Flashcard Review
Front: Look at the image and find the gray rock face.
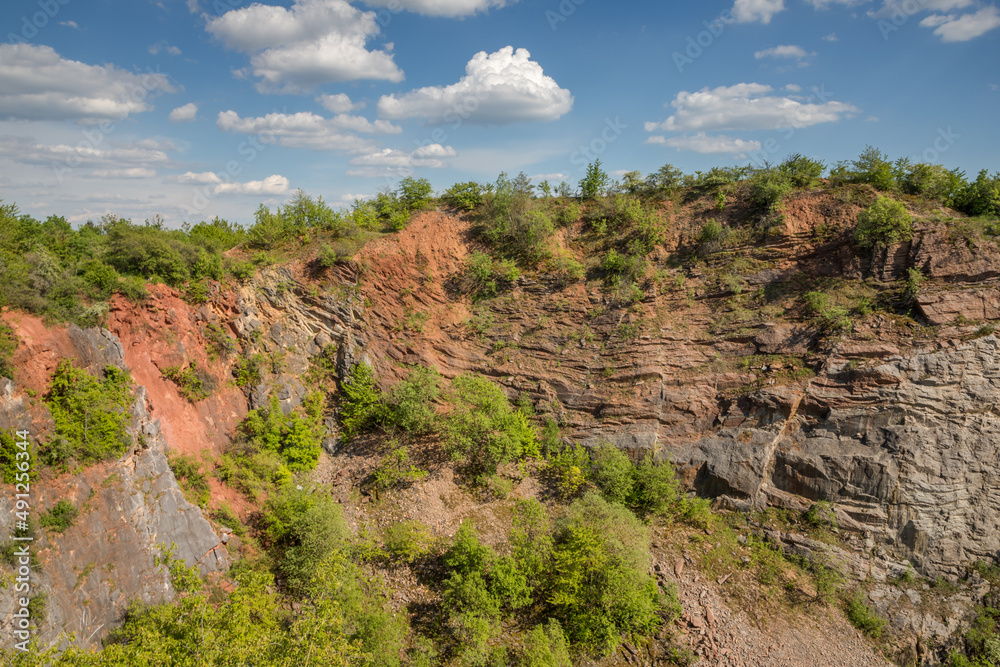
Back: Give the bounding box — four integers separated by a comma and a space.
676, 335, 1000, 579
0, 327, 226, 649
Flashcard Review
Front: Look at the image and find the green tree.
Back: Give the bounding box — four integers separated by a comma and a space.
579, 160, 609, 200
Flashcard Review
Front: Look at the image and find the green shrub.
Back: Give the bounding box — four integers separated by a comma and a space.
381, 365, 440, 435
955, 169, 1000, 217
339, 362, 382, 441
845, 591, 887, 638
263, 487, 348, 595
209, 503, 246, 537
44, 360, 133, 466
549, 493, 667, 654
699, 219, 723, 244
855, 196, 913, 250
442, 181, 484, 211
372, 445, 428, 492
383, 520, 433, 563
168, 454, 211, 507
465, 251, 520, 298
39, 499, 79, 533
803, 291, 853, 333
833, 146, 900, 191
779, 153, 825, 187
520, 619, 572, 667
232, 354, 265, 388
351, 199, 380, 231
747, 168, 792, 216
589, 444, 634, 505
553, 202, 581, 226
161, 362, 211, 402
236, 392, 324, 473
477, 172, 553, 264
547, 442, 591, 499
629, 455, 685, 518
397, 177, 434, 211
203, 323, 236, 359
0, 322, 17, 381
443, 374, 539, 478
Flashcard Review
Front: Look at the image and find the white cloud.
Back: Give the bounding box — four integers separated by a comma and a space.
169, 103, 199, 123
754, 45, 813, 59
645, 83, 859, 133
822, 32, 838, 41
785, 83, 802, 92
187, 0, 200, 12
149, 42, 182, 56
87, 167, 157, 179
805, 0, 866, 8
529, 172, 568, 182
377, 46, 572, 125
732, 0, 785, 23
216, 110, 397, 152
646, 133, 762, 155
869, 0, 972, 19
212, 174, 290, 195
924, 6, 1000, 41
165, 171, 222, 185
59, 20, 79, 28
205, 0, 403, 93
351, 144, 456, 166
0, 135, 172, 170
919, 13, 955, 26
0, 44, 175, 122
361, 0, 517, 17
347, 143, 456, 177
317, 93, 364, 113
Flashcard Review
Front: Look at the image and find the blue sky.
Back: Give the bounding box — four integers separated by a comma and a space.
1, 0, 997, 227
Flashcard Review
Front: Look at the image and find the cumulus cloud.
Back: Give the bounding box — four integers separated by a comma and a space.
205, 0, 403, 93
59, 20, 79, 28
644, 83, 859, 133
347, 143, 456, 177
0, 44, 175, 122
732, 0, 785, 23
361, 0, 517, 17
212, 174, 290, 195
754, 45, 813, 59
317, 93, 364, 113
822, 32, 839, 41
169, 103, 198, 122
377, 46, 573, 125
923, 5, 1000, 41
646, 132, 762, 155
216, 110, 398, 152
